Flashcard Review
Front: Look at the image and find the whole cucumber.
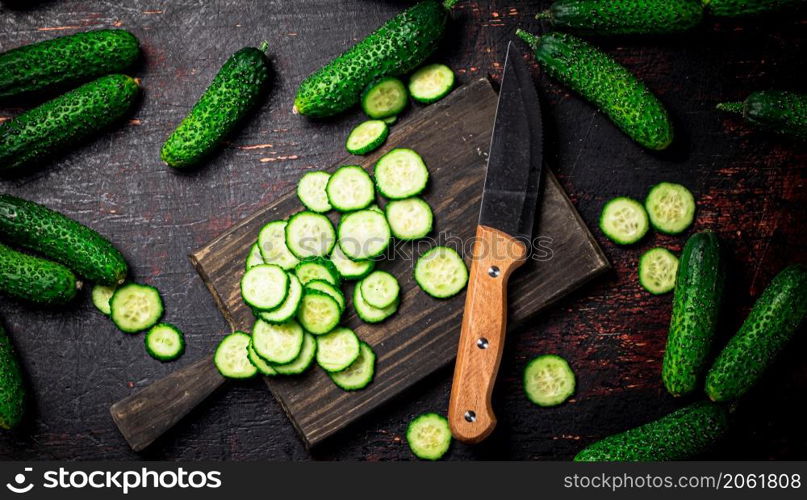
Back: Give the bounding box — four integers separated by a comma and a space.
294, 0, 456, 117
0, 29, 140, 99
574, 402, 728, 461
0, 195, 128, 285
0, 242, 80, 305
0, 319, 25, 430
160, 45, 271, 168
0, 74, 140, 173
703, 0, 802, 17
705, 264, 807, 402
517, 30, 673, 150
662, 232, 724, 396
717, 90, 807, 141
538, 0, 704, 35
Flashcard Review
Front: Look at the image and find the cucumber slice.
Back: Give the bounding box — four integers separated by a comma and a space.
247, 342, 277, 376
408, 63, 454, 104
240, 264, 289, 311
384, 197, 433, 240
383, 115, 397, 125
645, 182, 696, 235
214, 332, 257, 379
251, 318, 304, 364
374, 148, 429, 199
360, 270, 400, 309
599, 197, 649, 245
337, 209, 391, 260
330, 243, 375, 280
257, 273, 302, 324
361, 77, 408, 119
367, 204, 383, 214
285, 211, 336, 259
145, 323, 185, 362
295, 257, 340, 286
523, 354, 576, 407
297, 171, 332, 213
245, 242, 265, 270
329, 342, 376, 390
639, 247, 679, 295
353, 282, 399, 323
272, 332, 317, 375
91, 284, 116, 315
305, 279, 346, 312
257, 220, 300, 270
326, 165, 375, 212
406, 413, 451, 461
346, 120, 389, 155
110, 283, 164, 333
414, 246, 468, 299
297, 290, 342, 335
315, 327, 360, 372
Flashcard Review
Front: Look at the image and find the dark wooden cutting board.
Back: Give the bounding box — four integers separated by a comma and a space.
189, 78, 609, 447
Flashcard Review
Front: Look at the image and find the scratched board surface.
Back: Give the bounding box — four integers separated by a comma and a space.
1, 1, 806, 460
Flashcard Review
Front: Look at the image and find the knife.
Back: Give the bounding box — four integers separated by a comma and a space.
448, 41, 544, 443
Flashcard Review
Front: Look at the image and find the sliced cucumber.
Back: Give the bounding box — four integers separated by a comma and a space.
247, 342, 277, 376
383, 115, 397, 125
639, 247, 679, 295
367, 204, 383, 214
645, 182, 696, 235
145, 323, 185, 362
385, 197, 433, 240
337, 209, 391, 260
251, 318, 304, 364
353, 282, 399, 324
414, 246, 468, 299
214, 332, 257, 379
285, 211, 336, 259
523, 354, 576, 407
316, 327, 360, 372
374, 148, 429, 199
297, 290, 342, 335
326, 165, 375, 212
360, 270, 400, 309
599, 197, 649, 245
295, 257, 340, 286
409, 63, 454, 104
305, 279, 346, 312
406, 413, 451, 461
110, 283, 164, 333
330, 243, 375, 280
297, 171, 332, 213
329, 342, 376, 391
91, 284, 116, 315
240, 264, 289, 311
257, 273, 303, 324
361, 77, 408, 119
272, 332, 317, 375
257, 220, 300, 270
346, 120, 389, 155
245, 242, 265, 270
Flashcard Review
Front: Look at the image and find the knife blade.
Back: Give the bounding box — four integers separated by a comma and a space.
448, 41, 545, 443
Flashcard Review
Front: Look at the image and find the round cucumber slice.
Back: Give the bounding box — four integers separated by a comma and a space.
240, 264, 289, 311
374, 148, 429, 199
645, 182, 696, 235
285, 211, 336, 259
326, 165, 375, 212
599, 197, 649, 245
523, 354, 576, 407
639, 247, 679, 295
337, 209, 391, 260
91, 283, 116, 315
330, 243, 375, 280
245, 242, 265, 270
315, 327, 360, 372
346, 120, 389, 155
406, 413, 451, 461
145, 323, 185, 362
385, 197, 433, 240
110, 283, 164, 333
258, 220, 300, 270
360, 270, 400, 309
258, 273, 303, 324
329, 342, 376, 391
251, 319, 304, 364
297, 290, 342, 335
214, 332, 257, 379
408, 63, 455, 104
305, 279, 346, 312
414, 246, 468, 299
353, 283, 399, 324
247, 342, 277, 376
272, 332, 317, 375
297, 171, 332, 213
295, 257, 340, 286
361, 77, 408, 119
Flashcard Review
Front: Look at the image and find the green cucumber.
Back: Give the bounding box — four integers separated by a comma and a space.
161, 45, 271, 168
271, 332, 317, 375
599, 197, 649, 245
293, 0, 456, 117
110, 283, 164, 333
523, 354, 576, 407
346, 120, 389, 155
285, 211, 336, 259
295, 257, 340, 286
305, 280, 346, 312
517, 30, 673, 151
257, 220, 300, 271
144, 323, 185, 362
537, 0, 704, 35
330, 243, 375, 281
329, 342, 376, 391
326, 165, 375, 212
247, 343, 277, 376
663, 232, 724, 397
638, 247, 678, 295
297, 290, 342, 335
0, 29, 140, 99
0, 195, 128, 285
374, 148, 429, 199
297, 171, 333, 213
353, 283, 399, 323
360, 270, 400, 309
245, 242, 265, 270
574, 401, 728, 462
337, 209, 391, 260
315, 327, 361, 372
0, 320, 25, 430
0, 74, 140, 173
361, 77, 408, 119
414, 246, 469, 299
703, 0, 801, 17
91, 284, 117, 315
251, 319, 304, 365
717, 91, 807, 141
0, 242, 80, 305
258, 274, 303, 324
408, 63, 454, 103
705, 264, 807, 402
240, 264, 289, 311
385, 197, 433, 240
407, 413, 452, 460
215, 332, 257, 379
644, 182, 696, 234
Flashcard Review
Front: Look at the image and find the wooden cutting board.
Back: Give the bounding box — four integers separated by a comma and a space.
190, 78, 609, 448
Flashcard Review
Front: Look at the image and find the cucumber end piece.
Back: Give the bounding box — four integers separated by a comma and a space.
515, 29, 539, 48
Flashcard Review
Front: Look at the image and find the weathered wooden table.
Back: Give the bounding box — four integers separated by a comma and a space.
1, 0, 805, 460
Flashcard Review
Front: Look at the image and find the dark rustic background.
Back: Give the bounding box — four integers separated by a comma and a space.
1, 0, 805, 461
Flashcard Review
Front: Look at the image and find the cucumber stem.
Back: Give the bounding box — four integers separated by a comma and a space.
535, 10, 551, 20
442, 0, 459, 10
515, 28, 540, 49
715, 101, 744, 115
259, 41, 270, 53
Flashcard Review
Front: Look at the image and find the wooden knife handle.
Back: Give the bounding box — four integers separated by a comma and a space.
448, 225, 527, 443
110, 354, 226, 451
